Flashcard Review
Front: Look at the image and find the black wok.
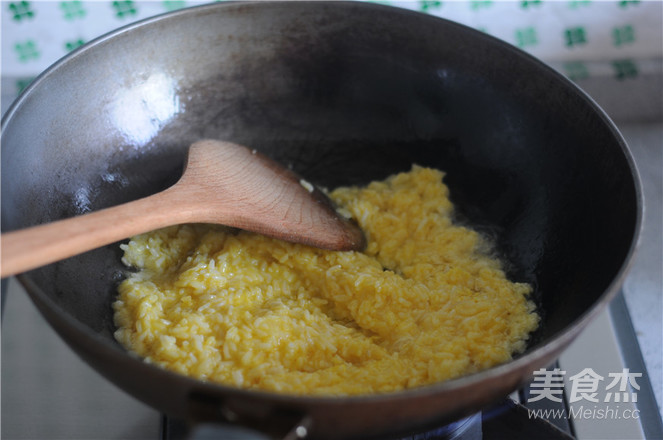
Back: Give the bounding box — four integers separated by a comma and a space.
1, 2, 641, 439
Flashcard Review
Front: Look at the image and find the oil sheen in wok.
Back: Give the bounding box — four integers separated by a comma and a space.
112, 166, 539, 395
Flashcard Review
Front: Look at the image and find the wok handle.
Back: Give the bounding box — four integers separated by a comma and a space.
188, 423, 273, 440
0, 188, 193, 278
186, 420, 311, 440
185, 391, 312, 440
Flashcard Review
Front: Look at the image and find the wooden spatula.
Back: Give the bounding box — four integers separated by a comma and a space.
1, 140, 365, 277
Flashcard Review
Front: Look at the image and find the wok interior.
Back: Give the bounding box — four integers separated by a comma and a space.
1, 1, 638, 435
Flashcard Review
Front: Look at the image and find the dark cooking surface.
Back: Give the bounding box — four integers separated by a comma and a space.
3, 122, 654, 438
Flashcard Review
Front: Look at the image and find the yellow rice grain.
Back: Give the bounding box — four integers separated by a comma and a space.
113, 165, 539, 395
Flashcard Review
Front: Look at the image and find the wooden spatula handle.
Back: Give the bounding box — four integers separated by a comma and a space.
0, 190, 187, 278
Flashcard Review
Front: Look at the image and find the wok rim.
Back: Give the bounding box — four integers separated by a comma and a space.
3, 0, 644, 413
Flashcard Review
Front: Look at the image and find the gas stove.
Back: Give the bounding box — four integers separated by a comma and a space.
2, 122, 661, 439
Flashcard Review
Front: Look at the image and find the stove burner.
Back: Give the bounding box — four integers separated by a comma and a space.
400, 413, 482, 440
162, 399, 573, 440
